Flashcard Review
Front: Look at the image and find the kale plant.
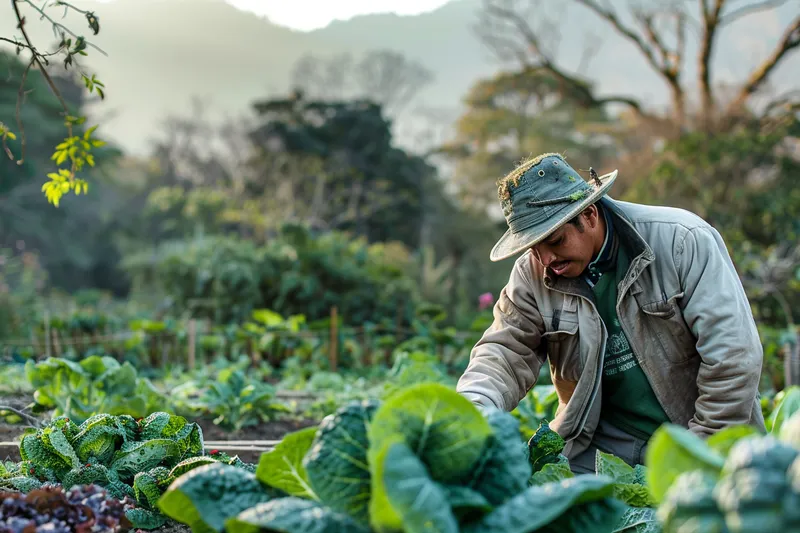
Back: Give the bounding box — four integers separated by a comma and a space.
0, 411, 252, 529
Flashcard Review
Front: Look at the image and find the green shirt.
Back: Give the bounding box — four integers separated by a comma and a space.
588, 224, 670, 442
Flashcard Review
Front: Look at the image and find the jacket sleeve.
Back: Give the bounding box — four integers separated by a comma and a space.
675, 226, 763, 437
456, 256, 547, 412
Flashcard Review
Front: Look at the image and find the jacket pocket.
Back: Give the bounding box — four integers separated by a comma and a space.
640, 291, 697, 363
542, 303, 581, 381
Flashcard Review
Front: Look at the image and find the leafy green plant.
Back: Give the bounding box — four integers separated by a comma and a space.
200, 367, 290, 431
2, 0, 109, 206
766, 386, 800, 433
643, 412, 800, 533
383, 350, 454, 393
25, 355, 167, 424
0, 362, 32, 395
526, 422, 660, 532
234, 308, 312, 367
511, 385, 559, 441
158, 383, 630, 532
0, 411, 253, 529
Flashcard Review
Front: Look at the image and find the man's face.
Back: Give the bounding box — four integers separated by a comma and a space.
530, 208, 603, 278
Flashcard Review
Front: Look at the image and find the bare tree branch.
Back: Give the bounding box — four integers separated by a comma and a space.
572, 0, 686, 122
12, 57, 35, 163
761, 89, 800, 117
11, 0, 72, 166
575, 29, 601, 75
697, 0, 725, 122
0, 405, 40, 428
478, 0, 661, 123
719, 0, 789, 27
353, 50, 434, 114
726, 15, 800, 115
575, 0, 659, 67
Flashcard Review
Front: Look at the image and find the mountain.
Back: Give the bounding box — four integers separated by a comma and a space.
1, 0, 796, 156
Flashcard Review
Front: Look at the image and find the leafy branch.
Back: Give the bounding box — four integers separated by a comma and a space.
2, 0, 108, 206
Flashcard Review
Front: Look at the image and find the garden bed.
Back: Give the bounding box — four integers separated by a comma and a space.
193, 415, 318, 463
0, 393, 319, 465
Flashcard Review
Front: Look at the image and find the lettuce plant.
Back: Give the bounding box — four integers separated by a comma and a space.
0, 411, 250, 529
158, 382, 630, 532
200, 368, 290, 431
25, 355, 166, 423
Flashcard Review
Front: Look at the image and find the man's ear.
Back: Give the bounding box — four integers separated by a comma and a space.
583, 205, 600, 228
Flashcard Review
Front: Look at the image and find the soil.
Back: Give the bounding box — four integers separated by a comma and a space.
194, 416, 319, 463
196, 416, 318, 441
0, 393, 36, 463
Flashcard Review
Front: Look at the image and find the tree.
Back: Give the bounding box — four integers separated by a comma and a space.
476, 0, 799, 131
1, 0, 108, 206
437, 67, 617, 211
0, 49, 129, 293
246, 90, 435, 247
289, 49, 434, 116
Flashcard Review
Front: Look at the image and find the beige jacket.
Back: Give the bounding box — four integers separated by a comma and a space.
457, 198, 765, 459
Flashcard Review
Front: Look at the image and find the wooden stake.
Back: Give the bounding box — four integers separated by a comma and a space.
329, 306, 338, 372
161, 340, 169, 369
362, 325, 372, 367
187, 319, 197, 371
53, 329, 62, 357
390, 300, 403, 365
43, 310, 51, 359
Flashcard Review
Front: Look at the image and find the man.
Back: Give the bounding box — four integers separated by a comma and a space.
456, 152, 765, 474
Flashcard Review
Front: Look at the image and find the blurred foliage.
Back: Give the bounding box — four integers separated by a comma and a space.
437, 67, 617, 211
1, 3, 108, 206
25, 354, 166, 424
0, 50, 126, 294
625, 112, 800, 331
120, 224, 418, 326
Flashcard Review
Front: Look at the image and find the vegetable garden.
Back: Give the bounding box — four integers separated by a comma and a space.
0, 223, 796, 532
0, 299, 798, 532
0, 0, 797, 529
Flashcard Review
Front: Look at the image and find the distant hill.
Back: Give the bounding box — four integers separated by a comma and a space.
1, 0, 796, 155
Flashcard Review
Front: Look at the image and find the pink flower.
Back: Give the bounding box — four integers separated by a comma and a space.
478, 292, 494, 310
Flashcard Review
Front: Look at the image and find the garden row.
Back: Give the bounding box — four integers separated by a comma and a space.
2, 382, 800, 532
3, 303, 490, 379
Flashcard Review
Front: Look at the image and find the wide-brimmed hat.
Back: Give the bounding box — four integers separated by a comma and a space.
490, 152, 617, 262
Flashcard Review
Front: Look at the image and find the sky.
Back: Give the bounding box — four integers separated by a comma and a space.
228, 0, 453, 31
88, 0, 453, 31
